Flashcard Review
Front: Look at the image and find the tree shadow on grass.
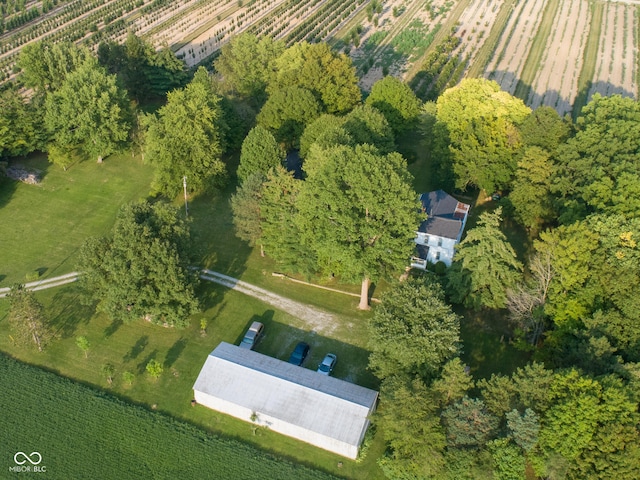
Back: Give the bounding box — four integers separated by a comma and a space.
137, 348, 159, 374
104, 318, 123, 338
48, 288, 96, 338
123, 335, 149, 362
164, 337, 187, 369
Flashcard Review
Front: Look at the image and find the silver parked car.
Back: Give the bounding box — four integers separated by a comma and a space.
239, 321, 264, 350
317, 353, 337, 375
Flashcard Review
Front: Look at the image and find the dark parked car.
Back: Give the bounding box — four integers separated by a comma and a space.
317, 353, 337, 375
288, 342, 310, 366
239, 321, 264, 350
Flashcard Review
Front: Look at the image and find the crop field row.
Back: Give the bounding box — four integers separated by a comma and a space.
587, 1, 637, 99
485, 0, 549, 94
527, 0, 592, 115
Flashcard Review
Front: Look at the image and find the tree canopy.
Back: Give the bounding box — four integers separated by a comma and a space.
447, 207, 523, 310
143, 79, 226, 197
214, 33, 284, 100
237, 125, 283, 182
44, 57, 131, 165
257, 86, 321, 147
552, 94, 640, 222
268, 42, 361, 114
434, 78, 530, 192
18, 41, 90, 94
368, 275, 460, 379
366, 76, 422, 135
296, 144, 421, 308
77, 201, 199, 328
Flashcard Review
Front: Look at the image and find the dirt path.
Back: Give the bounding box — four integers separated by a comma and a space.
199, 269, 340, 335
0, 269, 341, 335
0, 271, 80, 298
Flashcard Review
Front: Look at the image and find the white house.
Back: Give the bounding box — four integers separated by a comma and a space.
411, 190, 470, 269
193, 342, 378, 459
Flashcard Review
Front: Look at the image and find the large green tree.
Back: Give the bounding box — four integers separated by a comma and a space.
237, 125, 283, 182
299, 114, 349, 159
447, 207, 523, 310
144, 80, 225, 197
230, 172, 265, 255
509, 146, 556, 231
18, 41, 90, 94
77, 201, 199, 328
376, 375, 447, 479
296, 144, 421, 309
214, 33, 284, 100
44, 57, 130, 165
342, 104, 396, 154
0, 88, 43, 158
257, 86, 321, 147
552, 94, 640, 222
268, 42, 361, 114
7, 284, 52, 352
368, 275, 460, 379
260, 166, 316, 274
434, 78, 530, 192
366, 76, 422, 135
98, 32, 188, 101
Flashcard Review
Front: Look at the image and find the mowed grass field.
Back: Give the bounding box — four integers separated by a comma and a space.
0, 353, 339, 480
0, 154, 154, 287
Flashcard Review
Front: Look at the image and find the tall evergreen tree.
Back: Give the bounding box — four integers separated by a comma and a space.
447, 207, 522, 310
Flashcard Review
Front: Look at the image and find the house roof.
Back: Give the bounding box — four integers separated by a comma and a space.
418, 190, 470, 239
193, 342, 378, 446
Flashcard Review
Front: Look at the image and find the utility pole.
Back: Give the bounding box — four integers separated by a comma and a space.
183, 176, 189, 217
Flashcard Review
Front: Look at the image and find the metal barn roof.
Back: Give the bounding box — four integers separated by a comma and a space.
193, 342, 378, 456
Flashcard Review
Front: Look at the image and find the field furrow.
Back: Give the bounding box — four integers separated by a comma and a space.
527, 0, 592, 116
588, 1, 637, 99
485, 0, 549, 94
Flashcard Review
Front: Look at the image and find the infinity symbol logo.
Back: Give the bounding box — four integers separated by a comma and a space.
14, 452, 42, 465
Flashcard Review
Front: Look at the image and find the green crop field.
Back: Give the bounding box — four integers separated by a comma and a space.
0, 353, 338, 480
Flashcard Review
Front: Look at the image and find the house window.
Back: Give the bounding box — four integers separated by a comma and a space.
435, 252, 440, 261
437, 237, 443, 247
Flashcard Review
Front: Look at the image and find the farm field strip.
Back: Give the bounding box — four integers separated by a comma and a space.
404, 0, 471, 82
464, 0, 517, 78
527, 0, 592, 116
588, 1, 637, 99
453, 0, 505, 65
356, 0, 454, 88
485, 0, 549, 94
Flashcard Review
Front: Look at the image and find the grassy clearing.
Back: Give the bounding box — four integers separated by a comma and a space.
513, 0, 561, 101
0, 153, 153, 287
466, 0, 517, 79
572, 0, 603, 118
0, 353, 338, 480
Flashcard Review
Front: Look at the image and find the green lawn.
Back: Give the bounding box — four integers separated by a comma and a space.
0, 153, 154, 287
